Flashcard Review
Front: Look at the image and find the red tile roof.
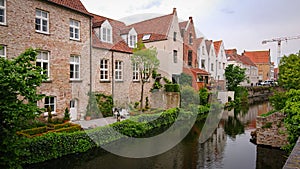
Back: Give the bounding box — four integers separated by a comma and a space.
242, 50, 270, 64
239, 55, 256, 66
213, 40, 222, 56
205, 40, 213, 54
225, 49, 237, 55
190, 68, 210, 75
128, 9, 175, 42
91, 13, 132, 53
48, 0, 90, 15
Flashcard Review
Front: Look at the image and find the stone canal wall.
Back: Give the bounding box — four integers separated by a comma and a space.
256, 112, 288, 148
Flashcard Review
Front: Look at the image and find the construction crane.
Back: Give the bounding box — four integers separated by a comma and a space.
262, 35, 300, 65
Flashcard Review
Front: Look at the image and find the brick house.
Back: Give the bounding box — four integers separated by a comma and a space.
91, 13, 153, 109
0, 0, 92, 120
242, 50, 272, 81
128, 8, 183, 83
179, 17, 210, 90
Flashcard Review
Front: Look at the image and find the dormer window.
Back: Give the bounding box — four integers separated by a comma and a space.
101, 20, 112, 43
128, 28, 137, 48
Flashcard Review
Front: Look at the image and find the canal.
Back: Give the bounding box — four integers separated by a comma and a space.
26, 101, 288, 169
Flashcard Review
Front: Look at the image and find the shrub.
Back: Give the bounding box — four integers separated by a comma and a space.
63, 108, 70, 121
165, 84, 180, 92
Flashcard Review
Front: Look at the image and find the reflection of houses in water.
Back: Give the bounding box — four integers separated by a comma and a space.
197, 124, 226, 168
222, 102, 273, 130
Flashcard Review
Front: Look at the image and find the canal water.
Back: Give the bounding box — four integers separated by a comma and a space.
26, 102, 288, 169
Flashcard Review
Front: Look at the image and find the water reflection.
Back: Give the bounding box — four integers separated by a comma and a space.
25, 102, 287, 169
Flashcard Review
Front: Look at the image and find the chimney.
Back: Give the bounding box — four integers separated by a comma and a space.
189, 16, 192, 20
172, 8, 177, 14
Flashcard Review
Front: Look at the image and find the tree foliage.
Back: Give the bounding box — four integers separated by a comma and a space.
0, 48, 47, 168
132, 41, 159, 110
278, 53, 300, 90
224, 64, 247, 91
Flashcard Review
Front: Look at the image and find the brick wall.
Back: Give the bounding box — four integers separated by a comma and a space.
256, 112, 288, 148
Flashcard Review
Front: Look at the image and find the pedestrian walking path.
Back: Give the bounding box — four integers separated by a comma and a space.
72, 116, 126, 129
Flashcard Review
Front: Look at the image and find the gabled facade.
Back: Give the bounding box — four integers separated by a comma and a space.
129, 8, 183, 83
213, 40, 227, 82
242, 50, 271, 81
0, 0, 92, 120
197, 38, 209, 72
206, 40, 217, 82
180, 17, 210, 90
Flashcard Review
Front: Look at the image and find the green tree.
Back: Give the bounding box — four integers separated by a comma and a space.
224, 64, 247, 91
179, 73, 192, 87
0, 48, 47, 168
132, 41, 160, 110
278, 53, 300, 90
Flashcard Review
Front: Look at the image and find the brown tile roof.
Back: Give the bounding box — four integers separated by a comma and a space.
239, 55, 256, 66
48, 0, 90, 15
194, 38, 204, 48
213, 40, 222, 56
91, 13, 132, 53
190, 68, 210, 75
225, 49, 242, 62
179, 21, 188, 30
242, 50, 270, 64
225, 49, 237, 55
128, 9, 175, 42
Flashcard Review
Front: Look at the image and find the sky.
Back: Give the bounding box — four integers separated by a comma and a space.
81, 0, 300, 67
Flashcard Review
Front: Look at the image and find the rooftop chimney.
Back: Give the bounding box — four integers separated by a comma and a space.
172, 8, 177, 14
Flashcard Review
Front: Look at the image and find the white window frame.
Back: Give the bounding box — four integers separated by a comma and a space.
0, 45, 6, 58
132, 63, 139, 81
129, 34, 137, 48
70, 55, 80, 80
101, 20, 112, 43
100, 59, 109, 81
0, 0, 6, 25
35, 9, 49, 34
37, 51, 50, 78
44, 96, 56, 113
115, 60, 123, 81
70, 19, 80, 40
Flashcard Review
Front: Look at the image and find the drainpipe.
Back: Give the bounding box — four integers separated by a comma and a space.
89, 17, 92, 93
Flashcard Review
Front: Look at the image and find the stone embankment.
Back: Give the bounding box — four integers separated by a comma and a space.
255, 112, 288, 148
283, 137, 300, 169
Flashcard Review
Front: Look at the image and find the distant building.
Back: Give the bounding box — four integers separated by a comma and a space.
242, 50, 272, 81
226, 49, 259, 86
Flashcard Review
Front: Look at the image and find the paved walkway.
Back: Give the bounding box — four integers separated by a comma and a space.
72, 117, 126, 129
283, 137, 300, 169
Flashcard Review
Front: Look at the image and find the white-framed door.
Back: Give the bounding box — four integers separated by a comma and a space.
70, 99, 77, 121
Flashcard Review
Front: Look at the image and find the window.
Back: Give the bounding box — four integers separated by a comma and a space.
129, 35, 136, 48
197, 74, 203, 82
44, 96, 56, 112
115, 61, 123, 81
101, 21, 112, 43
202, 46, 205, 55
70, 56, 80, 80
36, 51, 50, 78
35, 9, 49, 33
70, 19, 80, 40
173, 32, 177, 41
219, 62, 221, 69
0, 0, 6, 25
223, 63, 225, 69
142, 34, 151, 40
132, 63, 139, 81
201, 59, 205, 69
0, 45, 6, 58
100, 59, 109, 81
173, 50, 177, 63
188, 50, 192, 66
211, 63, 214, 71
189, 33, 193, 44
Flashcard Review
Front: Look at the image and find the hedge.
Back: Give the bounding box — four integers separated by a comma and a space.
20, 108, 198, 165
164, 84, 180, 92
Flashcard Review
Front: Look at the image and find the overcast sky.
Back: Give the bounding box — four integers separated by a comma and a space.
81, 0, 300, 67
